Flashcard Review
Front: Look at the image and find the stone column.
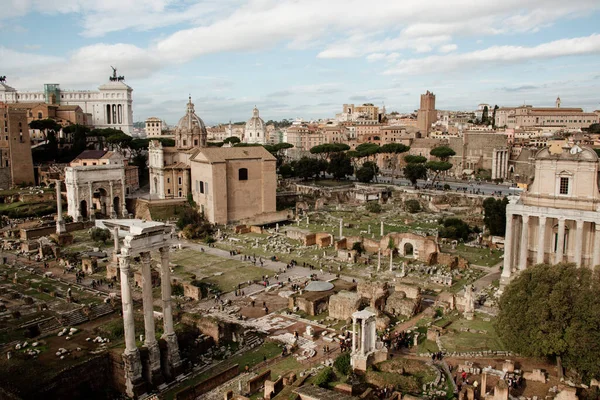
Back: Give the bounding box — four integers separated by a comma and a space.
501, 213, 514, 280
380, 221, 384, 236
140, 252, 161, 383
352, 318, 357, 353
574, 219, 584, 267
369, 318, 376, 352
118, 253, 142, 398
377, 249, 381, 272
389, 248, 393, 271
518, 214, 529, 270
88, 182, 95, 221
361, 318, 366, 355
109, 181, 116, 218
536, 216, 546, 264
555, 218, 566, 264
492, 150, 497, 180
121, 178, 127, 218
339, 219, 343, 238
592, 224, 600, 270
159, 246, 181, 375
55, 180, 66, 234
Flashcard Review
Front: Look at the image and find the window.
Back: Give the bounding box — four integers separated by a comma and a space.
239, 168, 248, 180
167, 189, 171, 194
178, 177, 182, 185
559, 177, 569, 195
199, 181, 204, 193
194, 139, 198, 146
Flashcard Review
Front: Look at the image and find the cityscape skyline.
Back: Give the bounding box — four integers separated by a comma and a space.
2, 0, 600, 125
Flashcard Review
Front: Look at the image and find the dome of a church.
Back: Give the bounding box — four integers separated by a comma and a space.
176, 96, 206, 132
245, 106, 265, 132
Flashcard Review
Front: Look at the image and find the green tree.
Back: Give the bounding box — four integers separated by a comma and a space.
157, 138, 175, 147
403, 163, 428, 185
223, 136, 241, 144
310, 143, 350, 159
425, 160, 452, 185
334, 352, 351, 376
313, 367, 334, 388
327, 152, 353, 180
491, 105, 499, 128
264, 142, 293, 168
177, 208, 214, 241
379, 143, 410, 177
482, 197, 509, 236
481, 105, 489, 125
62, 124, 90, 156
404, 155, 427, 164
496, 263, 600, 380
439, 218, 471, 241
404, 199, 421, 213
365, 202, 382, 213
90, 227, 111, 243
292, 157, 321, 180
356, 165, 375, 183
430, 146, 456, 162
278, 163, 294, 179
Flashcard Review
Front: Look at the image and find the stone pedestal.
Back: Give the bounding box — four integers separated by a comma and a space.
123, 349, 145, 398
143, 341, 163, 386
162, 333, 182, 378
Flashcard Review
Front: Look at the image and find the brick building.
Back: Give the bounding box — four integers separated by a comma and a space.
0, 103, 35, 188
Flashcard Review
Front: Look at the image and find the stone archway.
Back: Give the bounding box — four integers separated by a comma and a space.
404, 242, 414, 256
94, 188, 109, 216
113, 197, 120, 217
80, 200, 88, 219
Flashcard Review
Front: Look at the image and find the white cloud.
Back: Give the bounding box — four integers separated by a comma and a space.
366, 53, 387, 62
439, 44, 457, 53
384, 34, 600, 75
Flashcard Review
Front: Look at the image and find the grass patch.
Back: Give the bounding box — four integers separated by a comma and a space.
439, 315, 506, 353
169, 248, 272, 292
442, 244, 502, 267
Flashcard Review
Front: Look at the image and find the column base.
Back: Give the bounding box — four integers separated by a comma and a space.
122, 349, 145, 398
142, 341, 164, 387
161, 333, 182, 379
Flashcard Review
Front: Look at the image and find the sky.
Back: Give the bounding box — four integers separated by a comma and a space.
2, 0, 600, 126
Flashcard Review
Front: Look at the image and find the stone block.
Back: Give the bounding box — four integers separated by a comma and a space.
523, 369, 546, 383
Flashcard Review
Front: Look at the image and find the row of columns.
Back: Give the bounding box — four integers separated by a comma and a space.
119, 245, 181, 396
351, 316, 376, 356
492, 148, 508, 180
502, 213, 600, 281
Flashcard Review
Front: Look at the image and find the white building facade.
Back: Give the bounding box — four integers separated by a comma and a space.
501, 144, 600, 287
0, 70, 134, 135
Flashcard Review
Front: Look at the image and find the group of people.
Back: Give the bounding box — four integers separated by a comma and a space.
380, 330, 415, 351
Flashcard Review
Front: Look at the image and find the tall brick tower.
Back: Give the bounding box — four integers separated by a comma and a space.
417, 90, 437, 136
0, 104, 35, 188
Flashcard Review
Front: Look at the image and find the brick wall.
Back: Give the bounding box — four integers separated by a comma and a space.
175, 364, 239, 400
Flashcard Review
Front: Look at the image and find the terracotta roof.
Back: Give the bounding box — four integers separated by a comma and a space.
74, 150, 107, 160
192, 146, 276, 163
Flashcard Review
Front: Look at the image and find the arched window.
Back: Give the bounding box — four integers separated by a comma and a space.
37, 112, 43, 119
239, 168, 248, 181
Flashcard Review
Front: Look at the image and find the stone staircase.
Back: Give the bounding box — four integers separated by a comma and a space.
60, 309, 88, 326
87, 303, 114, 319
38, 317, 62, 335
244, 332, 263, 349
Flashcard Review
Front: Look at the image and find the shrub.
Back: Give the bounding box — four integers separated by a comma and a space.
90, 227, 111, 243
334, 352, 351, 376
443, 184, 450, 191
404, 199, 421, 213
365, 202, 382, 213
313, 366, 334, 388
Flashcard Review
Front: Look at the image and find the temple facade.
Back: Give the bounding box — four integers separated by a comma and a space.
501, 143, 600, 286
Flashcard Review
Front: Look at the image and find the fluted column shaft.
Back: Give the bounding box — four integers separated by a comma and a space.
118, 254, 136, 353
519, 215, 529, 270
502, 213, 514, 279
574, 219, 584, 267
536, 216, 546, 264
555, 218, 566, 264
